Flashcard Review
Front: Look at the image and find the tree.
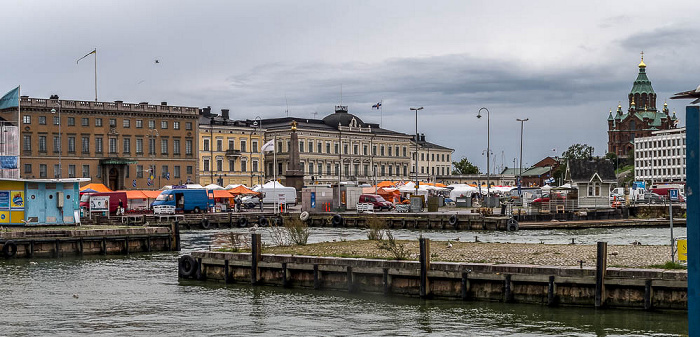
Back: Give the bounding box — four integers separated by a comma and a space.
605, 152, 618, 170
561, 143, 594, 160
452, 157, 480, 175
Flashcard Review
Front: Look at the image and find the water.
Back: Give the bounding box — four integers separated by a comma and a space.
0, 228, 688, 336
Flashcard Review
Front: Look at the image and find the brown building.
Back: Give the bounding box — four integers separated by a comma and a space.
607, 56, 677, 157
1, 96, 200, 190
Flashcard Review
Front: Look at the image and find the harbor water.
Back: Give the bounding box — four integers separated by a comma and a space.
0, 227, 688, 336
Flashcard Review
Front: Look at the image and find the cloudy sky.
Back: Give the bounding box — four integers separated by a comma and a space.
2, 0, 700, 173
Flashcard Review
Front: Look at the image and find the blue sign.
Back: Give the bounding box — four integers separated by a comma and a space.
165, 172, 170, 180
670, 189, 679, 201
132, 179, 137, 188
0, 191, 9, 209
310, 192, 316, 208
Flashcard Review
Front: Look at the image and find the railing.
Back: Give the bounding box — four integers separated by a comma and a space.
19, 97, 199, 115
225, 149, 242, 157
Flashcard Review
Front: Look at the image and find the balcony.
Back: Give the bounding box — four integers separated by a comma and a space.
225, 149, 241, 157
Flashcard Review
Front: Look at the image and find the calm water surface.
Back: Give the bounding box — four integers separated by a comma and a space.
0, 228, 688, 336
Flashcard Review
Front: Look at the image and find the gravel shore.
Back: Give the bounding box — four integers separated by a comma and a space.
264, 240, 675, 268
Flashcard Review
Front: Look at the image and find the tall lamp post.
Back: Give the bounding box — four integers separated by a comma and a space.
148, 129, 159, 188
477, 107, 490, 203
254, 116, 262, 186
517, 118, 529, 189
410, 107, 423, 195
50, 103, 62, 178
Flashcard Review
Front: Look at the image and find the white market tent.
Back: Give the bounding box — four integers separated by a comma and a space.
447, 184, 478, 199
204, 184, 225, 190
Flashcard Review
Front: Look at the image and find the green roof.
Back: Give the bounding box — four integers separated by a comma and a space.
630, 66, 655, 95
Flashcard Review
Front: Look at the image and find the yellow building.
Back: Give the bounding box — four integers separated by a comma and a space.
198, 108, 265, 186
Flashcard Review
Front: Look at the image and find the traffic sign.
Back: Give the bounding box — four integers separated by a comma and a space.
670, 189, 679, 201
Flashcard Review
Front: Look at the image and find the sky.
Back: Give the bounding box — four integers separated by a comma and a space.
2, 0, 700, 173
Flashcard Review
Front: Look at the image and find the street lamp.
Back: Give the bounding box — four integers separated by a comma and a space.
50, 103, 61, 178
410, 107, 423, 195
254, 116, 262, 186
477, 107, 490, 203
517, 118, 529, 188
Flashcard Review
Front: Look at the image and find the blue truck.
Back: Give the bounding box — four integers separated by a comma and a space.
152, 189, 214, 213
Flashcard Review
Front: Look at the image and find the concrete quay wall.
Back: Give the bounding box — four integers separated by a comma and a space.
184, 251, 687, 311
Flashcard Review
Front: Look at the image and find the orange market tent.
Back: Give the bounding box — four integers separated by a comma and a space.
376, 181, 396, 188
123, 190, 148, 199
142, 190, 163, 199
227, 185, 258, 196
213, 190, 235, 199
80, 183, 112, 193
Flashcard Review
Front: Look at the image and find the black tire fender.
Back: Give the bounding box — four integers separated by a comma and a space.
507, 219, 519, 232
448, 214, 458, 226
200, 218, 210, 229
237, 217, 248, 228
275, 216, 284, 226
258, 216, 269, 227
331, 214, 343, 226
3, 240, 17, 258
300, 211, 310, 221
178, 255, 198, 277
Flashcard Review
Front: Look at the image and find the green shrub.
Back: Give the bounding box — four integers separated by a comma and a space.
366, 216, 387, 240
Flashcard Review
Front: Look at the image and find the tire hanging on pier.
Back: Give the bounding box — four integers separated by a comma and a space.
200, 218, 210, 229
258, 216, 269, 227
275, 216, 284, 226
448, 214, 458, 226
2, 240, 17, 258
178, 255, 198, 278
299, 211, 310, 222
507, 219, 519, 232
237, 217, 248, 227
331, 214, 343, 227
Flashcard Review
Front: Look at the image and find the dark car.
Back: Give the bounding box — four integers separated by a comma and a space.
641, 192, 663, 204
358, 194, 394, 211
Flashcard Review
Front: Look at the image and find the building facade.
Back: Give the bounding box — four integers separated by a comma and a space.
411, 134, 453, 183
259, 106, 413, 186
634, 127, 686, 185
607, 56, 677, 157
198, 107, 265, 187
1, 96, 200, 190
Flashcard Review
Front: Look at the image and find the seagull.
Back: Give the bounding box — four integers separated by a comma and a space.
73, 294, 79, 299
671, 84, 700, 104
609, 251, 619, 256
446, 241, 453, 248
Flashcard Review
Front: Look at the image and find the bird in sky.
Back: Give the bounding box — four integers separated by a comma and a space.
155, 59, 160, 64
670, 84, 700, 104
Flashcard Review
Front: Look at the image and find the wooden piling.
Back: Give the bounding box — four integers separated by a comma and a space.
547, 275, 556, 306
282, 262, 289, 288
347, 266, 354, 292
383, 268, 390, 295
251, 233, 261, 285
595, 241, 608, 308
644, 279, 653, 310
461, 271, 470, 300
313, 264, 320, 289
419, 238, 430, 298
504, 274, 513, 302
224, 259, 230, 284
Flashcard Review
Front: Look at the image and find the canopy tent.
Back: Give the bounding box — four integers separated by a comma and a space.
228, 185, 258, 195
81, 188, 98, 194
376, 181, 397, 188
122, 190, 148, 199
447, 184, 479, 199
80, 183, 112, 193
257, 181, 286, 189
142, 190, 163, 199
205, 184, 225, 190
212, 190, 234, 199
224, 184, 242, 190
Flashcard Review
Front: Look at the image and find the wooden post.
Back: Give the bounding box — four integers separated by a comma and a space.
28, 240, 34, 258
125, 236, 130, 255
347, 266, 354, 292
595, 241, 608, 308
173, 221, 181, 251
419, 238, 431, 298
644, 279, 653, 310
383, 268, 390, 295
146, 236, 151, 252
224, 259, 230, 284
282, 262, 289, 288
55, 239, 60, 258
461, 271, 470, 300
102, 237, 107, 255
504, 274, 513, 302
78, 238, 84, 256
547, 276, 556, 306
196, 257, 203, 280
251, 233, 262, 285
313, 264, 320, 289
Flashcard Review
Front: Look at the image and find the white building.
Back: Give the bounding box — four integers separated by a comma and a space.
410, 134, 454, 183
634, 127, 686, 184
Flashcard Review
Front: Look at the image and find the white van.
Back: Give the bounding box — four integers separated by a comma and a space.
259, 187, 297, 206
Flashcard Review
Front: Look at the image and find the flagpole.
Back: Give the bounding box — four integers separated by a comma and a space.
380, 99, 383, 128
94, 48, 98, 102
16, 85, 21, 179
273, 135, 277, 215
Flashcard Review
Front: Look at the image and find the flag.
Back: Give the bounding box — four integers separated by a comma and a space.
372, 102, 382, 109
261, 139, 275, 153
0, 86, 19, 110
77, 49, 96, 64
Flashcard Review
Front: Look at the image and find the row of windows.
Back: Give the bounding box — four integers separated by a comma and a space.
636, 137, 686, 148
417, 166, 450, 175
415, 152, 451, 162
23, 135, 194, 155
635, 147, 685, 158
275, 140, 410, 158
636, 167, 687, 177
203, 138, 258, 152
636, 158, 686, 167
202, 158, 259, 173
24, 163, 193, 179
22, 115, 192, 130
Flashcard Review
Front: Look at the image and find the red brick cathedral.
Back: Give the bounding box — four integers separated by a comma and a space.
607, 55, 677, 157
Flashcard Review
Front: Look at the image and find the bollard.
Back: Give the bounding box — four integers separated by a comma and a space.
282, 262, 289, 288
461, 271, 470, 300
595, 241, 608, 308
644, 279, 653, 310
504, 274, 513, 302
547, 276, 556, 306
419, 238, 431, 298
251, 233, 262, 285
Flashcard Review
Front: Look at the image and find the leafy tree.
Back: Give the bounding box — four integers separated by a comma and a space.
605, 152, 618, 170
561, 144, 594, 160
452, 157, 480, 175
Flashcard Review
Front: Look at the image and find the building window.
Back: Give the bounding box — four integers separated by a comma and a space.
187, 166, 193, 175
161, 121, 168, 129
173, 139, 181, 155
185, 122, 192, 130
241, 159, 247, 172
161, 165, 169, 178
136, 165, 143, 178
123, 119, 130, 128
229, 160, 235, 171
395, 146, 399, 157
39, 164, 47, 178
327, 164, 331, 175
308, 163, 313, 175
39, 136, 46, 152
174, 166, 181, 178
252, 140, 258, 153
53, 116, 60, 125
109, 138, 117, 153
363, 145, 368, 156
39, 116, 46, 125
148, 120, 155, 129
109, 118, 117, 127
373, 146, 377, 156
300, 141, 304, 153
354, 144, 359, 155
22, 115, 30, 124
403, 147, 407, 157
24, 164, 31, 173
68, 165, 76, 178
53, 164, 59, 178
82, 165, 90, 178
318, 163, 323, 175
161, 139, 168, 154
53, 136, 60, 153
148, 138, 156, 155
82, 137, 90, 154
95, 118, 102, 127
67, 117, 75, 126
185, 139, 193, 155
203, 159, 210, 172
68, 136, 75, 153
173, 121, 180, 130
343, 144, 348, 155
82, 118, 89, 126
123, 138, 131, 153
95, 137, 103, 153
216, 159, 223, 171
203, 139, 210, 152
326, 142, 331, 153
136, 120, 143, 128
23, 135, 31, 151
136, 138, 143, 154
317, 142, 322, 153
240, 140, 247, 152
388, 146, 392, 156
216, 139, 223, 152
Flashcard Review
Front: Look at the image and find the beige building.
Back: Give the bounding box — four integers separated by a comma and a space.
411, 133, 453, 183
259, 106, 413, 186
198, 108, 265, 186
1, 95, 199, 190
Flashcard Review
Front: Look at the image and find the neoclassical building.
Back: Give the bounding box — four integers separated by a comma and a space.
258, 105, 413, 186
607, 56, 677, 157
411, 133, 453, 183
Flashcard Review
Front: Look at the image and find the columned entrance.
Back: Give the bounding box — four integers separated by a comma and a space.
99, 158, 137, 191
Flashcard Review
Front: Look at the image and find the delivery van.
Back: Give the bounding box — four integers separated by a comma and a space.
152, 189, 214, 213
80, 191, 128, 215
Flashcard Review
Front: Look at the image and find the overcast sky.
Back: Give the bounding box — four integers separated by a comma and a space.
3, 0, 700, 173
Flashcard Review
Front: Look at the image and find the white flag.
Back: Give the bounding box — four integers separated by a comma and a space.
261, 139, 275, 153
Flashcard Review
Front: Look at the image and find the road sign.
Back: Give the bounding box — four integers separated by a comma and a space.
669, 189, 679, 201
90, 196, 109, 212
678, 239, 687, 261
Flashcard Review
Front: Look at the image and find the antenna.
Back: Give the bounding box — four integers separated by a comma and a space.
312, 111, 318, 119
340, 84, 343, 105
285, 95, 289, 117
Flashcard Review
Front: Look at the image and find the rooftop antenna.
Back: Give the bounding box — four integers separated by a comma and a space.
312, 111, 318, 119
285, 95, 289, 117
340, 84, 343, 105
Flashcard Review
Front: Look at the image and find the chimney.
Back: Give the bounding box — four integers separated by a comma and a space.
199, 106, 212, 116
114, 100, 123, 104
161, 102, 168, 106
50, 94, 59, 99
421, 134, 426, 142
221, 109, 230, 120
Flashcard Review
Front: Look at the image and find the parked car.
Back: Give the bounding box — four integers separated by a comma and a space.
641, 192, 663, 204
358, 194, 394, 211
531, 192, 566, 203
609, 193, 624, 201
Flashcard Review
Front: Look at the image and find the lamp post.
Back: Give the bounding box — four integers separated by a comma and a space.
50, 103, 62, 178
148, 129, 159, 188
254, 116, 262, 186
410, 107, 423, 195
477, 107, 491, 203
517, 118, 529, 189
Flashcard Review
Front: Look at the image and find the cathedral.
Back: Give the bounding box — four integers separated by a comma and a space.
607, 55, 677, 157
